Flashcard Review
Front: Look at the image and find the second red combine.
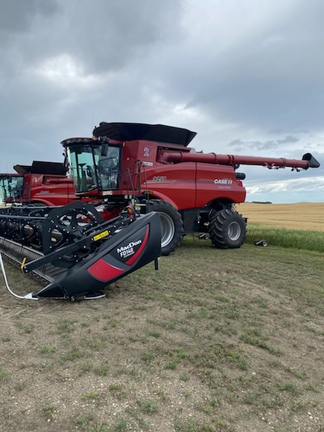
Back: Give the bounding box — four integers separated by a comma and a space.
62, 122, 320, 255
0, 160, 75, 206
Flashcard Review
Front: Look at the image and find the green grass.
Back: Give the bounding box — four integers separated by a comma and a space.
0, 366, 9, 380
74, 412, 95, 427
56, 319, 78, 334
1, 228, 324, 431
245, 224, 324, 252
41, 344, 55, 354
42, 404, 56, 418
136, 398, 158, 415
61, 347, 86, 362
81, 392, 101, 401
109, 383, 127, 400
94, 362, 110, 376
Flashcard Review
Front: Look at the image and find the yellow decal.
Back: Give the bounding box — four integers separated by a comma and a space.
93, 230, 109, 241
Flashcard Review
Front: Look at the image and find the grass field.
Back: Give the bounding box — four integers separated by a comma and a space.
0, 203, 323, 432
238, 202, 324, 253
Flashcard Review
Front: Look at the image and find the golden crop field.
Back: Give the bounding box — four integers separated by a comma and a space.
1, 202, 323, 232
238, 202, 324, 232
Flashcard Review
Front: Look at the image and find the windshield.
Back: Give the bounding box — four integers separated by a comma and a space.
97, 146, 120, 190
68, 144, 120, 193
0, 176, 24, 203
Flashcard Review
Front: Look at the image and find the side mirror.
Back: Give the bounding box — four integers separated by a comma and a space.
101, 143, 108, 157
63, 153, 69, 168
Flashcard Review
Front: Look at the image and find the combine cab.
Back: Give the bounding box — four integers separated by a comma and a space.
0, 160, 75, 206
61, 122, 320, 255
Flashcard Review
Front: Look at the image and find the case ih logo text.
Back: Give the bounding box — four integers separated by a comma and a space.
117, 240, 142, 258
214, 179, 233, 185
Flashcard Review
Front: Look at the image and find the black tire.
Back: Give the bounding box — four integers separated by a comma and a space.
147, 200, 183, 255
209, 208, 246, 249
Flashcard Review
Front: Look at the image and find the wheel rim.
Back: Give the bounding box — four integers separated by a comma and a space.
228, 221, 241, 241
159, 212, 175, 248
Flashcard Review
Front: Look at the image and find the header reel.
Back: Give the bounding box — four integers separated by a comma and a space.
0, 201, 161, 300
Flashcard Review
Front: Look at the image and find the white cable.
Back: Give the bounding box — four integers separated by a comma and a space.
0, 253, 38, 300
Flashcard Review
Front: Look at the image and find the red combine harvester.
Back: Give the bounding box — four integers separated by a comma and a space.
61, 122, 320, 255
0, 160, 75, 206
0, 122, 319, 301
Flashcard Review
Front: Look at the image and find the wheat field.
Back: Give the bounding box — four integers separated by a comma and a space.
1, 202, 323, 232
238, 202, 324, 232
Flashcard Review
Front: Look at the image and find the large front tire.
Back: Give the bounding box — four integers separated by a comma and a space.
147, 200, 183, 255
209, 208, 246, 249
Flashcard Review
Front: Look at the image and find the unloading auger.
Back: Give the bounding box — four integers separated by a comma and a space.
0, 201, 161, 300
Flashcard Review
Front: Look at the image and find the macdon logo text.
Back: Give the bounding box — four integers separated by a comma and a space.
117, 240, 142, 258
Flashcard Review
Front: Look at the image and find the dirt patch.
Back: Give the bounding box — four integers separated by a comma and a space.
0, 241, 323, 432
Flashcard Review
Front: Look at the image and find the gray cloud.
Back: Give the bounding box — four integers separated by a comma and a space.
149, 0, 324, 133
0, 0, 59, 34
229, 135, 300, 152
0, 0, 183, 74
0, 0, 322, 202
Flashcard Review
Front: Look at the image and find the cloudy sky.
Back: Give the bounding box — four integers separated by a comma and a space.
0, 0, 323, 203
